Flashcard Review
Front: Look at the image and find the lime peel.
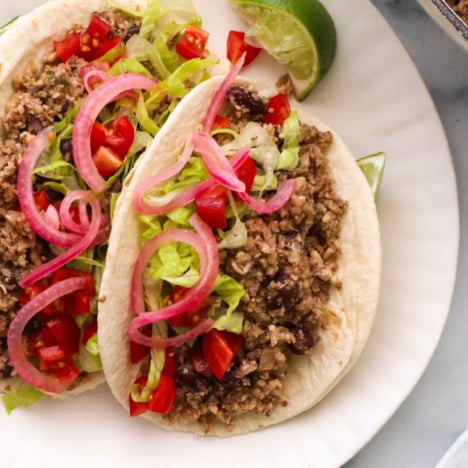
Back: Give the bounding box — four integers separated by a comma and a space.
229, 0, 337, 100
357, 152, 386, 199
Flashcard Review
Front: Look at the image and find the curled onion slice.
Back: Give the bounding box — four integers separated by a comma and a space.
236, 178, 296, 214
202, 54, 245, 133
73, 73, 156, 192
129, 214, 218, 348
134, 137, 195, 214
19, 191, 102, 288
134, 146, 250, 216
192, 131, 245, 192
17, 127, 82, 247
7, 277, 89, 394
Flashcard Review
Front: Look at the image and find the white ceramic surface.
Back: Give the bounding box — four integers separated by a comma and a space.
0, 1, 459, 467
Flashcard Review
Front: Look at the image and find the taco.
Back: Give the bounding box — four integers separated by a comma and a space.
0, 0, 223, 411
97, 60, 381, 435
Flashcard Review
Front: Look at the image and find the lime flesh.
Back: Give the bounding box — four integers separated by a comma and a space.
357, 152, 386, 199
229, 0, 336, 100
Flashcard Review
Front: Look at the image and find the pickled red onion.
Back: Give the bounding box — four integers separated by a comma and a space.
192, 130, 245, 192
128, 214, 218, 348
19, 191, 102, 288
7, 277, 89, 394
202, 54, 245, 132
73, 73, 156, 192
134, 137, 194, 214
134, 146, 250, 216
236, 179, 295, 214
17, 127, 82, 248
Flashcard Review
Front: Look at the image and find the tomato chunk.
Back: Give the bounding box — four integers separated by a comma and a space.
77, 15, 112, 62
195, 186, 228, 229
37, 345, 66, 365
147, 373, 176, 414
202, 329, 243, 381
54, 31, 81, 62
235, 156, 256, 194
129, 376, 149, 417
129, 325, 151, 365
264, 93, 291, 126
53, 359, 81, 385
227, 30, 262, 67
104, 115, 135, 159
81, 315, 98, 346
176, 25, 209, 59
166, 287, 211, 327
33, 191, 50, 212
212, 115, 230, 130
45, 315, 81, 355
93, 145, 122, 177
19, 282, 55, 316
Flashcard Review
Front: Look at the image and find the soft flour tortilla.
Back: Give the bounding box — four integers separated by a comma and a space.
98, 75, 381, 435
0, 0, 149, 398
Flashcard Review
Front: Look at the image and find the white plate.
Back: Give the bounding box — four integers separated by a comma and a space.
0, 1, 459, 467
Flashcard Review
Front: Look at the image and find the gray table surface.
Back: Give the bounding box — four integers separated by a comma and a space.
346, 1, 467, 467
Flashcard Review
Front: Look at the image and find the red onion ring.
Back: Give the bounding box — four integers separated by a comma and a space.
133, 136, 195, 214
192, 130, 245, 192
128, 214, 218, 348
202, 54, 245, 133
17, 128, 83, 248
73, 73, 156, 192
236, 178, 296, 214
134, 146, 250, 216
7, 277, 89, 394
19, 191, 102, 288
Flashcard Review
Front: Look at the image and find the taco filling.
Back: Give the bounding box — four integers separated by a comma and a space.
0, 0, 219, 407
119, 74, 349, 431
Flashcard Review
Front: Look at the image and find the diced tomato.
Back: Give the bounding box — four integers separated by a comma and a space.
166, 287, 211, 327
19, 282, 55, 316
202, 329, 243, 381
53, 359, 81, 386
27, 328, 55, 357
235, 156, 256, 194
128, 376, 149, 417
212, 115, 231, 131
163, 350, 176, 375
189, 343, 212, 378
147, 373, 177, 414
129, 326, 151, 365
37, 345, 66, 365
54, 31, 81, 62
46, 315, 81, 355
90, 122, 107, 154
264, 93, 291, 126
92, 145, 122, 177
195, 186, 228, 229
227, 30, 262, 67
103, 116, 135, 159
33, 191, 50, 212
50, 267, 95, 296
77, 15, 112, 62
81, 315, 98, 346
175, 25, 209, 60
64, 290, 91, 315
95, 36, 123, 61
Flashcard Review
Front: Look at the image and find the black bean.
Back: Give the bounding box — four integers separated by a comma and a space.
60, 139, 73, 162
177, 370, 210, 393
289, 327, 315, 355
228, 87, 268, 117
28, 118, 44, 135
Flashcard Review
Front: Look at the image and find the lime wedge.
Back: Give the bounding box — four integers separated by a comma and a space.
357, 152, 386, 199
229, 0, 336, 100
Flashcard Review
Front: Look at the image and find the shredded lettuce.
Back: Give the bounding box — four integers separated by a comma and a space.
140, 0, 161, 38
2, 384, 43, 414
277, 111, 300, 170
213, 274, 245, 316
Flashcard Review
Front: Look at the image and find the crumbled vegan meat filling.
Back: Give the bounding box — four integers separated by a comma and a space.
164, 87, 348, 431
0, 8, 140, 379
